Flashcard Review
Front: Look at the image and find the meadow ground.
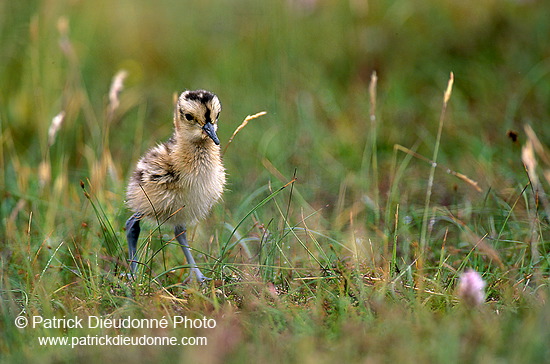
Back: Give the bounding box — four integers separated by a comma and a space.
2, 1, 550, 362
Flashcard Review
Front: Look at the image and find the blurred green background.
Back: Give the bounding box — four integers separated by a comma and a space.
3, 0, 549, 205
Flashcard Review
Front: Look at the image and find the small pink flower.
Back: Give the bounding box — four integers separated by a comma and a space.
457, 269, 486, 306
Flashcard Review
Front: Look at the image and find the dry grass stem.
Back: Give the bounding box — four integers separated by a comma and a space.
394, 144, 481, 192
40, 111, 66, 186
444, 72, 454, 104
108, 69, 128, 116
418, 72, 454, 285
223, 111, 267, 154
367, 71, 380, 222
38, 160, 51, 187
524, 124, 550, 166
57, 16, 76, 61
369, 71, 378, 123
522, 140, 538, 185
522, 128, 550, 222
48, 111, 66, 146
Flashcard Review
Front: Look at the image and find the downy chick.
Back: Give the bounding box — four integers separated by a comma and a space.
125, 90, 225, 282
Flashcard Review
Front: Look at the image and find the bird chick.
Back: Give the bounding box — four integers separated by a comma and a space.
125, 90, 225, 282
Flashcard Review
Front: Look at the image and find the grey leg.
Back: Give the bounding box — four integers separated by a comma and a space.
125, 213, 142, 273
174, 225, 210, 283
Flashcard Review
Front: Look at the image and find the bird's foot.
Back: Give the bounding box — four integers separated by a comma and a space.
119, 272, 136, 280
186, 268, 212, 284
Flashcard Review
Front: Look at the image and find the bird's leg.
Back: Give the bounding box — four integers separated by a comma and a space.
125, 213, 142, 273
174, 225, 210, 283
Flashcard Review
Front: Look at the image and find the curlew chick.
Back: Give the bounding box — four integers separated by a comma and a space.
125, 90, 225, 282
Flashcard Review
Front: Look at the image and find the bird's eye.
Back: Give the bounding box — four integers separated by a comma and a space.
183, 113, 193, 121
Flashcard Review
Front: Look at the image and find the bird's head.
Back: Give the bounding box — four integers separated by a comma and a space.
174, 90, 221, 145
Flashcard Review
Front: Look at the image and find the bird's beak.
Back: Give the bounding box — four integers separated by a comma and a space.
203, 122, 220, 145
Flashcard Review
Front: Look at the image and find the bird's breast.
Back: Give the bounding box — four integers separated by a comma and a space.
169, 162, 225, 224
126, 141, 225, 226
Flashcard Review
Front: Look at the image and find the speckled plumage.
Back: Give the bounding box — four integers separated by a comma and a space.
124, 90, 225, 281
126, 90, 225, 226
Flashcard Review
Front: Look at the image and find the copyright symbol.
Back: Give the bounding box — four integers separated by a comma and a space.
15, 316, 28, 328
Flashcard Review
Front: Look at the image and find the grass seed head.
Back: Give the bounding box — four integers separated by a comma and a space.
109, 70, 128, 113
48, 111, 66, 146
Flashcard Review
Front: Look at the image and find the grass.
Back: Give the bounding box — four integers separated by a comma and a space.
2, 0, 550, 362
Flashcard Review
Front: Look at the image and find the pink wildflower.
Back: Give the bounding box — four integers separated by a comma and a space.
457, 269, 486, 306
